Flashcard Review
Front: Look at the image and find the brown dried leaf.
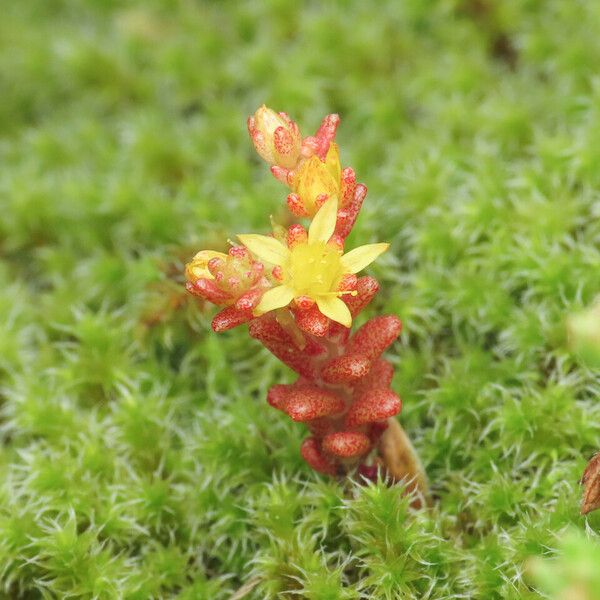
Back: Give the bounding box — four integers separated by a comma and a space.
379, 418, 430, 508
580, 452, 600, 515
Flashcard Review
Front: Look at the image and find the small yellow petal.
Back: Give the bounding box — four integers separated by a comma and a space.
325, 143, 341, 182
185, 250, 228, 281
340, 243, 389, 274
316, 295, 352, 328
237, 234, 289, 265
254, 285, 295, 315
308, 197, 338, 244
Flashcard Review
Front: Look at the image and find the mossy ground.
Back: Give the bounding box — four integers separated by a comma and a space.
1, 1, 599, 598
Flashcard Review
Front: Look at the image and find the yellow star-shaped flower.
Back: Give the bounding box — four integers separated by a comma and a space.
238, 199, 388, 327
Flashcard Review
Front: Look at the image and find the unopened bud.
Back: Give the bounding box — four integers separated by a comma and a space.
248, 105, 302, 169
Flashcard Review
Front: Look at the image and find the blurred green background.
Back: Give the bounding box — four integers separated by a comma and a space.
1, 0, 600, 598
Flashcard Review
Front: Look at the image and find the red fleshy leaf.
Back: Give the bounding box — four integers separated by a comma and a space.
249, 317, 318, 377
322, 431, 371, 458
302, 337, 328, 356
211, 306, 253, 332
340, 167, 357, 207
262, 340, 318, 379
187, 278, 232, 305
267, 384, 292, 410
283, 386, 345, 422
308, 113, 340, 160
294, 295, 315, 310
346, 315, 402, 360
301, 437, 337, 475
248, 315, 291, 345
335, 184, 367, 238
271, 165, 292, 185
287, 224, 308, 248
337, 273, 358, 292
345, 389, 402, 427
353, 359, 395, 395
235, 288, 263, 311
321, 354, 371, 384
344, 276, 379, 317
295, 304, 330, 337
287, 193, 309, 216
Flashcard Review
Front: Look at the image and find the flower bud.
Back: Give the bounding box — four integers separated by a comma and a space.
291, 144, 341, 216
185, 250, 228, 283
247, 105, 302, 169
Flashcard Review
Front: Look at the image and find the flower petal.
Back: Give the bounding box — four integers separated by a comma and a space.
308, 197, 338, 244
237, 234, 289, 265
254, 285, 295, 315
340, 243, 389, 274
325, 142, 341, 182
316, 295, 352, 328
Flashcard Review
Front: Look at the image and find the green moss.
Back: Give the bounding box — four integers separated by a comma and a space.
1, 0, 599, 597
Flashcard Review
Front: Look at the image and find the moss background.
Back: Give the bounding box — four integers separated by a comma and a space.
1, 0, 600, 598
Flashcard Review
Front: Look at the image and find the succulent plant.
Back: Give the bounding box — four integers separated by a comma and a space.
186, 106, 418, 480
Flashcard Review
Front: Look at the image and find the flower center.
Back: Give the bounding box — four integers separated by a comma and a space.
284, 242, 344, 298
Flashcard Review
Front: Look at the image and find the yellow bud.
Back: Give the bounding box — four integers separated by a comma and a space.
292, 155, 340, 216
185, 250, 228, 282
248, 105, 302, 169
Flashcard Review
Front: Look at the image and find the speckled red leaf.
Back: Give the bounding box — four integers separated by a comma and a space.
345, 389, 402, 427
248, 314, 291, 345
283, 386, 345, 422
322, 431, 371, 458
321, 354, 371, 384
300, 437, 337, 475
335, 184, 367, 239
346, 315, 402, 360
287, 193, 309, 217
305, 113, 340, 160
266, 384, 292, 410
235, 288, 263, 311
212, 306, 253, 332
343, 276, 379, 317
353, 359, 395, 396
261, 339, 318, 379
186, 278, 232, 304
340, 167, 356, 207
287, 224, 308, 248
250, 318, 317, 378
295, 304, 330, 337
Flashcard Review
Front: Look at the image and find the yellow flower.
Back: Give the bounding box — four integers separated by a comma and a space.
238, 199, 388, 327
292, 143, 341, 216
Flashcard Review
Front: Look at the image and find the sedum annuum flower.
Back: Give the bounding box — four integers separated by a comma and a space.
184, 106, 429, 493
238, 198, 388, 327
